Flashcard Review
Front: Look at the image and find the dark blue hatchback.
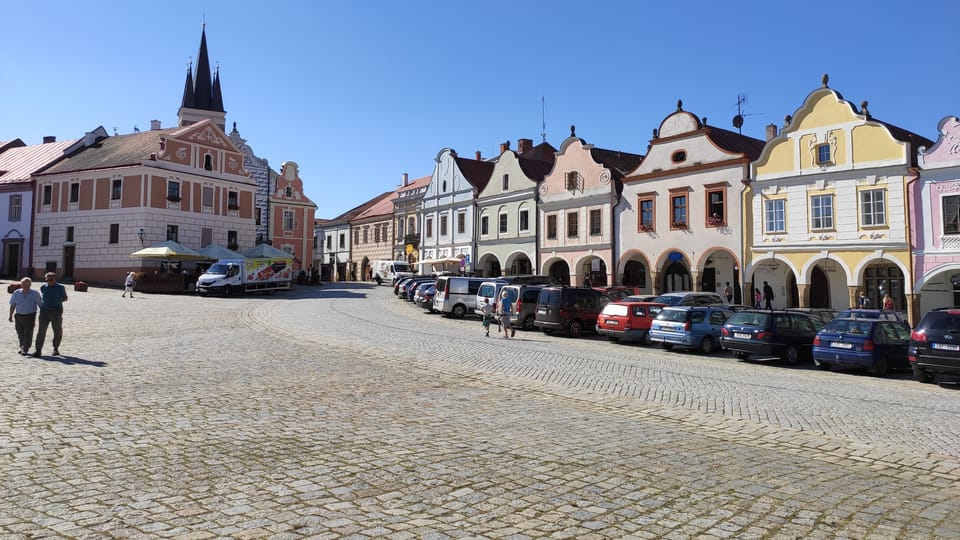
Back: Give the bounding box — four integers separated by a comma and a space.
812, 318, 911, 376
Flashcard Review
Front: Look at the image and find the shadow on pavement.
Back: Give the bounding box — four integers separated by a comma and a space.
39, 355, 107, 367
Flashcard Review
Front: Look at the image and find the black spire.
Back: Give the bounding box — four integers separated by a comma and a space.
192, 25, 214, 110
180, 60, 195, 108
211, 65, 224, 112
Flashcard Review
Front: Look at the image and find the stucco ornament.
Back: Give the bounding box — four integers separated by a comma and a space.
599, 169, 611, 185
188, 126, 226, 147
539, 182, 549, 196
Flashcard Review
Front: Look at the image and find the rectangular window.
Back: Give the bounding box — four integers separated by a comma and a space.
374, 225, 381, 243
499, 213, 508, 234
407, 217, 416, 234
567, 212, 578, 238
202, 186, 214, 207
502, 174, 509, 191
362, 227, 368, 243
201, 227, 213, 247
426, 217, 434, 238
339, 233, 345, 248
167, 181, 181, 201
8, 194, 21, 222
354, 229, 358, 244
765, 199, 786, 233
457, 211, 465, 234
565, 171, 578, 190
440, 215, 448, 236
227, 190, 239, 210
109, 223, 119, 244
283, 210, 295, 231
707, 189, 725, 226
810, 194, 834, 230
327, 235, 333, 249
860, 189, 886, 227
41, 227, 49, 246
639, 197, 654, 230
66, 226, 74, 243
816, 143, 831, 165
111, 179, 122, 200
69, 182, 79, 203
42, 185, 52, 206
547, 214, 557, 239
166, 224, 178, 242
671, 195, 687, 228
481, 215, 489, 236
943, 195, 960, 235
589, 209, 602, 236
255, 207, 262, 226
519, 209, 529, 232
227, 230, 238, 250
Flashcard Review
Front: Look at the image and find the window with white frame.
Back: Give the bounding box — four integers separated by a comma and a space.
589, 209, 601, 236
499, 212, 508, 234
111, 179, 122, 200
546, 214, 557, 239
227, 190, 239, 210
69, 182, 79, 203
764, 199, 786, 233
567, 212, 578, 238
810, 194, 834, 230
202, 186, 214, 207
457, 211, 465, 234
481, 214, 489, 236
943, 195, 960, 235
860, 189, 886, 227
440, 215, 448, 236
502, 173, 509, 191
167, 180, 181, 201
166, 224, 178, 242
8, 194, 21, 222
815, 143, 832, 166
283, 210, 295, 231
519, 208, 529, 232
426, 217, 434, 238
42, 185, 51, 206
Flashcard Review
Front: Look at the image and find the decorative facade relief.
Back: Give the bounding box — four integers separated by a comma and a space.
229, 124, 271, 242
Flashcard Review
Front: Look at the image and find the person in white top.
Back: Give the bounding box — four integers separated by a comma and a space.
122, 272, 136, 298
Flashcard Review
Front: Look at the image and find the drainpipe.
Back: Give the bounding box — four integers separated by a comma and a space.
905, 166, 920, 326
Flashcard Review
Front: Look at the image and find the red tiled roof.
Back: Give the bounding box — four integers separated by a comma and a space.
328, 190, 394, 223
396, 175, 431, 193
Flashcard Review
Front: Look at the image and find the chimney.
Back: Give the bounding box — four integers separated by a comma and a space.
402, 173, 409, 187
765, 123, 778, 141
150, 119, 162, 130
475, 151, 481, 160
517, 138, 533, 153
499, 142, 508, 154
42, 136, 56, 144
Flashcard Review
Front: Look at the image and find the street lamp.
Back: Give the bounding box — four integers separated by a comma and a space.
137, 228, 144, 246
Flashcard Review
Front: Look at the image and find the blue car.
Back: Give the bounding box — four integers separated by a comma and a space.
649, 305, 733, 354
812, 318, 911, 376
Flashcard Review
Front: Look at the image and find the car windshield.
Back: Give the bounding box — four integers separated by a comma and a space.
206, 263, 230, 275
824, 319, 873, 335
926, 313, 960, 331
727, 312, 771, 327
653, 295, 683, 306
602, 304, 629, 316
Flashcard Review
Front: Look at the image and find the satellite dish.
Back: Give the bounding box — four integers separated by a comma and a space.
732, 115, 744, 129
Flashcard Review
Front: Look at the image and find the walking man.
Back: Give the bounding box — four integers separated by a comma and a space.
8, 277, 42, 356
500, 290, 514, 338
35, 272, 68, 357
723, 282, 734, 304
763, 281, 775, 310
122, 271, 136, 297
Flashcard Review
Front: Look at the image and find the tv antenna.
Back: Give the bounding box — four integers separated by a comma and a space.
540, 96, 547, 143
731, 93, 763, 134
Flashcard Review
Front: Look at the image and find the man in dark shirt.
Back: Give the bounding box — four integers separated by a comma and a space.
35, 272, 68, 357
763, 281, 775, 310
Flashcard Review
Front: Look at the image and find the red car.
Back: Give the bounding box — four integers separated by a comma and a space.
596, 301, 666, 344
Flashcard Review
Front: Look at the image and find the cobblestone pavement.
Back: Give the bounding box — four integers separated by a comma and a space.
1, 281, 959, 539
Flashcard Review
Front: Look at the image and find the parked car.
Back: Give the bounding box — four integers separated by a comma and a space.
649, 305, 733, 353
596, 301, 666, 344
623, 295, 659, 303
401, 277, 434, 300
594, 286, 640, 301
433, 276, 487, 318
652, 291, 725, 306
834, 308, 908, 323
412, 281, 436, 308
785, 307, 838, 326
501, 284, 547, 330
813, 318, 911, 375
474, 280, 510, 316
908, 308, 960, 383
533, 286, 608, 338
720, 309, 821, 364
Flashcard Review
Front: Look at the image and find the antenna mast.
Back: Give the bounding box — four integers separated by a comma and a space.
541, 96, 546, 143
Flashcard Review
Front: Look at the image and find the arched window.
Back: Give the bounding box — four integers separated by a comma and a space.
203, 154, 213, 171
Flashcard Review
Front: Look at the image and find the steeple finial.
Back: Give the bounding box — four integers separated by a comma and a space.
570, 125, 576, 138
677, 99, 683, 111
822, 73, 829, 88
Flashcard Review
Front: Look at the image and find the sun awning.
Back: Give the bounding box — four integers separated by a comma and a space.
129, 241, 207, 260
416, 257, 464, 265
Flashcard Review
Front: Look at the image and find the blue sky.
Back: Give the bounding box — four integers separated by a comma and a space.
2, 1, 958, 218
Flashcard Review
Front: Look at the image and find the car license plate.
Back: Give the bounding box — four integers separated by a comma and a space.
830, 342, 853, 349
537, 308, 546, 315
734, 332, 751, 339
932, 342, 960, 351
605, 319, 619, 326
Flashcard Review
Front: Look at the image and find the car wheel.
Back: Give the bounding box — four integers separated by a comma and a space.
814, 357, 830, 370
700, 336, 715, 354
452, 304, 467, 319
734, 351, 749, 360
224, 285, 233, 297
782, 345, 799, 365
607, 335, 619, 342
543, 329, 554, 335
869, 355, 889, 377
662, 343, 674, 351
567, 319, 584, 338
912, 364, 935, 384
523, 314, 535, 330
641, 331, 653, 346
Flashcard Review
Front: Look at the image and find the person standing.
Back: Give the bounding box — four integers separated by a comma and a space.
500, 290, 514, 338
882, 293, 895, 311
858, 290, 870, 308
754, 288, 762, 308
122, 272, 136, 298
8, 277, 42, 356
35, 272, 68, 357
723, 282, 733, 304
763, 281, 775, 310
480, 298, 494, 337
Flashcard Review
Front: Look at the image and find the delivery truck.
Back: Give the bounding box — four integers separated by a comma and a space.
196, 257, 293, 295
372, 260, 414, 285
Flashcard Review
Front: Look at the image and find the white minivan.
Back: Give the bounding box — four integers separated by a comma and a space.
474, 280, 510, 316
433, 276, 486, 318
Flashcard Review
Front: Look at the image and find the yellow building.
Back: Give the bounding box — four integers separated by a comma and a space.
746, 75, 931, 323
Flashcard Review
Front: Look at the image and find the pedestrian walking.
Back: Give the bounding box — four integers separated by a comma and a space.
480, 298, 494, 337
723, 282, 733, 304
754, 288, 762, 308
763, 281, 775, 310
500, 290, 514, 338
8, 277, 42, 356
35, 272, 68, 357
122, 272, 136, 297
882, 293, 895, 311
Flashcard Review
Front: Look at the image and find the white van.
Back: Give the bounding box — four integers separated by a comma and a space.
433, 276, 486, 318
372, 260, 413, 285
474, 280, 510, 316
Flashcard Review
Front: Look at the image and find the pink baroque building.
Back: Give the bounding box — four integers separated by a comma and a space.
538, 126, 643, 286
915, 116, 960, 313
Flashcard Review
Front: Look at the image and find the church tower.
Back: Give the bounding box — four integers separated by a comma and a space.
177, 24, 226, 131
